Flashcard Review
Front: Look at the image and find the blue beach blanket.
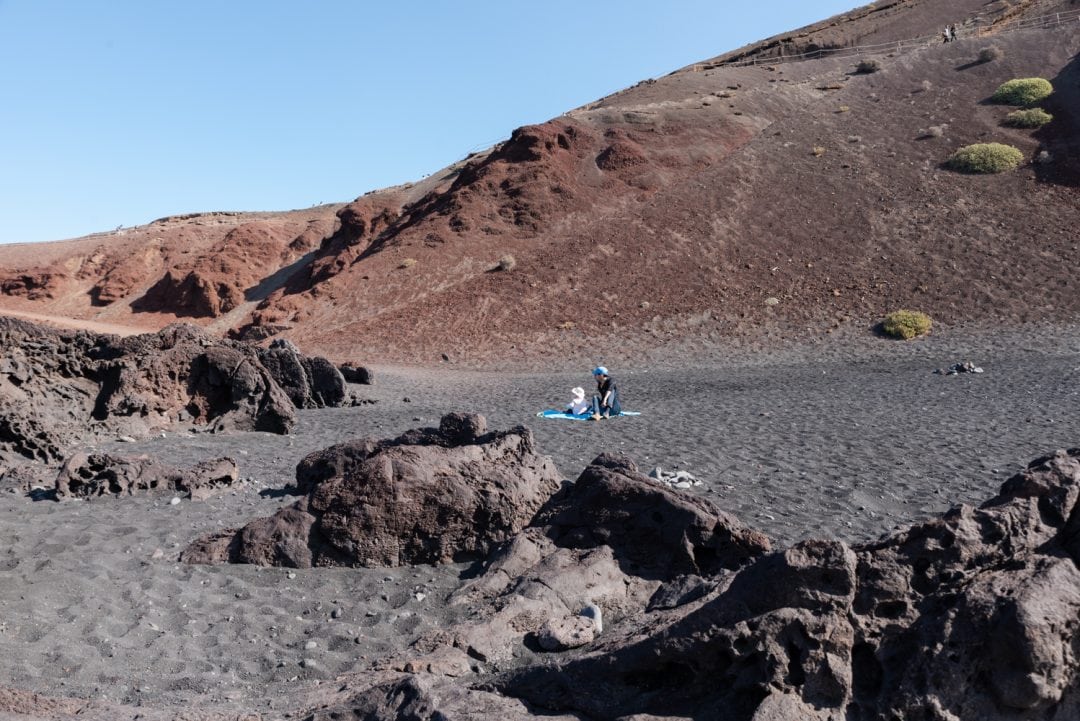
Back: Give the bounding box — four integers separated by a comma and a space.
536, 410, 641, 421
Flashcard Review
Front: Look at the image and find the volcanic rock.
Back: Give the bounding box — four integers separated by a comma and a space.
0, 317, 342, 465
493, 448, 1080, 720
441, 453, 771, 663
55, 452, 239, 500
181, 413, 561, 568
257, 338, 347, 409
339, 363, 374, 385
533, 452, 771, 577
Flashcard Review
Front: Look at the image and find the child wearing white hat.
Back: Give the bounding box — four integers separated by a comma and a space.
566, 387, 590, 416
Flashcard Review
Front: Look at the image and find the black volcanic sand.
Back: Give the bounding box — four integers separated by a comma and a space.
1, 324, 1079, 715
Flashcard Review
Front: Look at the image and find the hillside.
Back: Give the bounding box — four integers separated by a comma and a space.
1, 0, 1077, 366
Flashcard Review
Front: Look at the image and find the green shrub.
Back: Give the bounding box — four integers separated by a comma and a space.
881, 310, 933, 340
946, 143, 1024, 173
991, 78, 1053, 106
1003, 108, 1053, 128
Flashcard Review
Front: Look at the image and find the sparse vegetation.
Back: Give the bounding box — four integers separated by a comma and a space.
978, 46, 1004, 63
856, 59, 882, 74
991, 78, 1053, 106
923, 125, 946, 139
812, 146, 827, 157
495, 254, 516, 272
1035, 150, 1053, 165
847, 135, 862, 143
946, 143, 1024, 174
881, 310, 932, 340
836, 105, 851, 113
1003, 108, 1053, 128
399, 258, 417, 269
920, 80, 933, 92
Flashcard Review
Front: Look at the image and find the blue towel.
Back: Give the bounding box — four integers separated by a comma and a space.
536, 410, 641, 421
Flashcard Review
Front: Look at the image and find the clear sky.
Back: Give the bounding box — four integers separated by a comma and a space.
0, 1, 860, 245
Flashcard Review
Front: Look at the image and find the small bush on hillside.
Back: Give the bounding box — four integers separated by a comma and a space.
496, 254, 516, 271
924, 125, 946, 138
856, 59, 882, 74
399, 258, 417, 269
811, 146, 827, 157
1003, 108, 1053, 128
881, 310, 933, 340
991, 78, 1053, 106
946, 143, 1024, 173
979, 46, 1004, 63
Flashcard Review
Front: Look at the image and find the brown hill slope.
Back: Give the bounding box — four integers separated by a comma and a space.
1, 0, 1077, 365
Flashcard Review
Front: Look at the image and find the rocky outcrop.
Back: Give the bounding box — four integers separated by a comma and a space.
0, 270, 62, 300
135, 269, 245, 318
181, 413, 562, 568
130, 220, 335, 318
339, 363, 374, 385
492, 448, 1080, 721
0, 318, 344, 465
257, 338, 346, 409
55, 452, 239, 500
438, 453, 771, 664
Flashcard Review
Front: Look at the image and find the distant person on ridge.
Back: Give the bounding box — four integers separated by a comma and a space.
590, 367, 621, 420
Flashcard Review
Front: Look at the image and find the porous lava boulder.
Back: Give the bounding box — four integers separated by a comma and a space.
256, 338, 346, 409
339, 363, 374, 385
494, 448, 1080, 721
55, 452, 239, 500
181, 413, 562, 568
0, 318, 330, 465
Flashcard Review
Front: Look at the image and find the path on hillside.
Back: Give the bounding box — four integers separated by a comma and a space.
0, 308, 144, 336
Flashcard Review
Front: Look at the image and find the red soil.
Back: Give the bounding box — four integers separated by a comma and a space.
1, 0, 1077, 366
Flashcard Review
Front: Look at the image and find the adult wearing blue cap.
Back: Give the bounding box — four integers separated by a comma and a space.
590, 366, 621, 420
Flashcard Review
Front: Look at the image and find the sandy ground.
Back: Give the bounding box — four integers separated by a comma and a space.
1, 323, 1079, 716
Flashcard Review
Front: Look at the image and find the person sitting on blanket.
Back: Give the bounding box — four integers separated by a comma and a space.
566, 387, 590, 416
590, 366, 621, 420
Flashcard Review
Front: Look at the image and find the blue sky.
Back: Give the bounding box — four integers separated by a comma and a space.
0, 1, 859, 245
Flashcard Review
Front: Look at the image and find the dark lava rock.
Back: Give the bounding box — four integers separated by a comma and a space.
182, 413, 561, 568
0, 318, 351, 466
532, 452, 771, 577
339, 363, 374, 385
257, 338, 347, 409
55, 452, 239, 500
494, 449, 1080, 721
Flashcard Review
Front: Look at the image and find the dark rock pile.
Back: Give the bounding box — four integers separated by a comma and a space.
230, 423, 1080, 721
339, 363, 374, 385
490, 448, 1080, 721
257, 338, 346, 408
0, 317, 346, 466
55, 452, 239, 500
182, 413, 562, 568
